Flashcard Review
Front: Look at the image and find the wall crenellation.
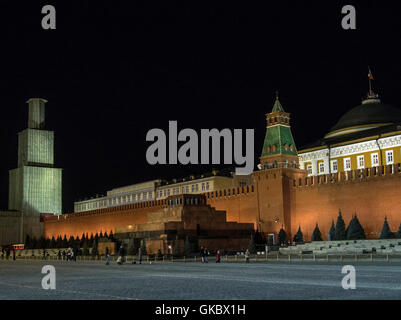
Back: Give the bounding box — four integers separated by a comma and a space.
291, 163, 401, 189
204, 185, 255, 201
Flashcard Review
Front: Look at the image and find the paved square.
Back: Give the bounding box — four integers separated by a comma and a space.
1, 260, 401, 300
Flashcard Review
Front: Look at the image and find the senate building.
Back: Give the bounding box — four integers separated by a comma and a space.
2, 77, 401, 253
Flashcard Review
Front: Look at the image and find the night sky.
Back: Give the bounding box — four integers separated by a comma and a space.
1, 1, 400, 213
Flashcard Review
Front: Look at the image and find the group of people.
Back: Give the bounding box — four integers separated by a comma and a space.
56, 247, 76, 261
1, 247, 15, 260
115, 245, 143, 265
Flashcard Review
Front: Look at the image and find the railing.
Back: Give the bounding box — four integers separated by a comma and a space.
9, 253, 401, 263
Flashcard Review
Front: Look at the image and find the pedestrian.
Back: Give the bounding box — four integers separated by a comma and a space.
57, 250, 61, 260
70, 248, 74, 262
138, 247, 142, 264
216, 250, 221, 263
43, 249, 46, 260
118, 245, 125, 265
1, 249, 4, 260
6, 247, 10, 260
62, 250, 66, 261
105, 253, 110, 265
204, 248, 209, 263
245, 249, 250, 263
12, 248, 16, 261
200, 247, 205, 263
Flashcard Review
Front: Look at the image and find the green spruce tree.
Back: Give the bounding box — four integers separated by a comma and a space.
278, 228, 288, 246
328, 221, 336, 241
293, 226, 304, 244
248, 234, 256, 254
311, 224, 323, 241
335, 209, 347, 240
346, 215, 366, 240
380, 217, 394, 239
82, 239, 89, 256
92, 238, 98, 256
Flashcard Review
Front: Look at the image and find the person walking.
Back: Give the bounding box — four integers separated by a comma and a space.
42, 249, 46, 260
1, 249, 4, 260
57, 250, 61, 260
105, 253, 110, 265
117, 245, 125, 265
216, 250, 221, 263
12, 248, 16, 261
6, 247, 10, 260
62, 250, 66, 261
204, 248, 209, 263
200, 247, 205, 263
245, 249, 250, 263
138, 247, 142, 264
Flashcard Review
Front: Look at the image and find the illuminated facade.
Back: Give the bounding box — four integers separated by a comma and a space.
8, 98, 62, 217
298, 90, 401, 176
74, 173, 252, 213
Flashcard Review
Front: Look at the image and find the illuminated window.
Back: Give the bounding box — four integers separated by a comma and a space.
386, 150, 394, 165
307, 165, 312, 175
331, 160, 338, 173
206, 182, 210, 190
357, 155, 365, 169
319, 162, 325, 174
202, 183, 205, 191
344, 158, 351, 171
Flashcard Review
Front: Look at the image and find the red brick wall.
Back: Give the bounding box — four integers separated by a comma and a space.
44, 201, 167, 239
290, 165, 401, 241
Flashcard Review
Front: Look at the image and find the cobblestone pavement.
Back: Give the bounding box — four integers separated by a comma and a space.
1, 260, 401, 300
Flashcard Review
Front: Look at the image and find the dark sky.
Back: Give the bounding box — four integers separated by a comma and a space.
1, 1, 400, 213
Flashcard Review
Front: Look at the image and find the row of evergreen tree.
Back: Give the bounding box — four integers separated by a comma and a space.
24, 231, 114, 250
277, 210, 401, 245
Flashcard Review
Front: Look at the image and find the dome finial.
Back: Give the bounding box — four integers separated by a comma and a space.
364, 66, 380, 104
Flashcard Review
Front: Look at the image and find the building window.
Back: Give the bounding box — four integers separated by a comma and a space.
307, 165, 312, 175
386, 150, 394, 165
202, 183, 205, 191
186, 186, 189, 193
331, 160, 338, 173
206, 182, 210, 190
357, 155, 365, 169
191, 184, 195, 192
344, 158, 351, 171
319, 162, 325, 174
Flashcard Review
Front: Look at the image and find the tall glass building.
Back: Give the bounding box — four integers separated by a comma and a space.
8, 98, 62, 218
